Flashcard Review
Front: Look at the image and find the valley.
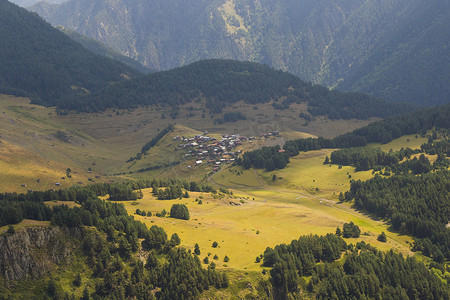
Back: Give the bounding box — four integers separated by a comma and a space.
2, 93, 447, 299
0, 1, 448, 297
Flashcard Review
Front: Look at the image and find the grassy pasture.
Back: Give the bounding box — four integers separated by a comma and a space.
375, 134, 428, 152
118, 153, 412, 272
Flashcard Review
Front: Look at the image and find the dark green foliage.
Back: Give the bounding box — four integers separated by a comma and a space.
108, 184, 138, 201
335, 227, 341, 236
286, 102, 450, 153
330, 147, 400, 171
212, 241, 218, 248
0, 181, 228, 299
0, 1, 140, 107
263, 234, 347, 270
263, 234, 347, 298
7, 225, 15, 234
169, 233, 181, 246
237, 145, 289, 171
215, 111, 247, 124
194, 243, 201, 256
310, 249, 449, 299
346, 171, 450, 260
73, 273, 82, 287
57, 59, 410, 118
223, 255, 229, 263
169, 204, 190, 220
154, 180, 216, 200
378, 232, 387, 243
240, 103, 450, 172
342, 222, 360, 238
47, 279, 57, 296
266, 234, 449, 299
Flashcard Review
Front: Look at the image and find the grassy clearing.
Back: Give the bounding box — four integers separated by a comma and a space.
375, 134, 428, 152
0, 219, 50, 234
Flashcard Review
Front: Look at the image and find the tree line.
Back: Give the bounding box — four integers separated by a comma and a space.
238, 103, 450, 171
261, 234, 449, 299
344, 170, 450, 261
128, 124, 175, 162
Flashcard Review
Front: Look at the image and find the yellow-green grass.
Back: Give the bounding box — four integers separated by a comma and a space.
0, 219, 50, 234
375, 134, 428, 152
0, 140, 96, 192
115, 181, 412, 272
0, 94, 377, 189
263, 149, 374, 199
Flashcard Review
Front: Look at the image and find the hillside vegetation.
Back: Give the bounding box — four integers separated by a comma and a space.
0, 0, 141, 106
61, 59, 413, 118
30, 0, 450, 106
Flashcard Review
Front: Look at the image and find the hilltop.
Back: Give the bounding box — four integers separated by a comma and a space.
59, 59, 413, 119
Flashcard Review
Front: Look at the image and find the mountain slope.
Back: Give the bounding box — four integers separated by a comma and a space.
61, 59, 414, 120
29, 0, 450, 106
57, 26, 153, 74
0, 0, 141, 106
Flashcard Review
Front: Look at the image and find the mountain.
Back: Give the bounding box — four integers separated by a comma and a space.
0, 0, 142, 106
29, 0, 450, 106
57, 26, 153, 74
59, 59, 414, 120
8, 0, 63, 7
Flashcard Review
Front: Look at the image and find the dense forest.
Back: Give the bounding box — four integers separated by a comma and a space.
239, 103, 450, 171
261, 234, 449, 299
0, 181, 227, 299
59, 59, 412, 118
344, 171, 450, 262
0, 0, 141, 106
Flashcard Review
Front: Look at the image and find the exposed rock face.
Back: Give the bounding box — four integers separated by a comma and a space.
0, 227, 79, 280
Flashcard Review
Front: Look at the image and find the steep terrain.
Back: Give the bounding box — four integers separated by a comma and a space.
30, 0, 450, 106
0, 0, 141, 106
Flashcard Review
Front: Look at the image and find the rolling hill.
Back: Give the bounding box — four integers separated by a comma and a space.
59, 59, 414, 120
0, 0, 142, 106
29, 0, 450, 106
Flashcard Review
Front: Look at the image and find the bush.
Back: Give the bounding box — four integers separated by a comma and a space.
342, 222, 360, 238
170, 204, 190, 220
377, 232, 387, 242
212, 241, 218, 248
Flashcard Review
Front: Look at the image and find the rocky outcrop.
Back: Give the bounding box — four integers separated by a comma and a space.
0, 227, 80, 280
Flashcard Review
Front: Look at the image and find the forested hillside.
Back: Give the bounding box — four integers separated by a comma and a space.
59, 59, 412, 118
0, 181, 228, 299
239, 102, 450, 171
30, 0, 450, 106
0, 0, 141, 106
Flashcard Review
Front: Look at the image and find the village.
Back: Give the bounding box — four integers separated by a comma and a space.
174, 131, 280, 173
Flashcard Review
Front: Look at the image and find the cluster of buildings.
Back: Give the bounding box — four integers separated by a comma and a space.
174, 131, 282, 173
174, 134, 245, 172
